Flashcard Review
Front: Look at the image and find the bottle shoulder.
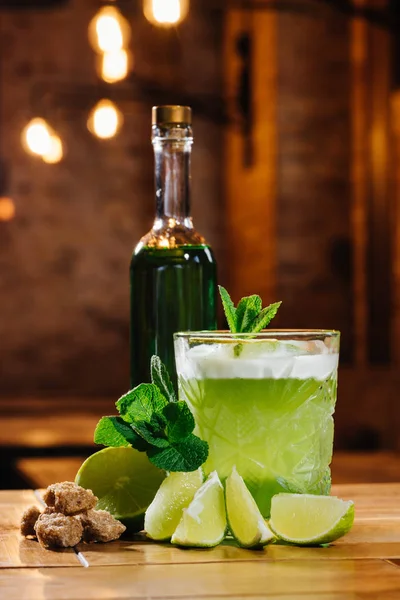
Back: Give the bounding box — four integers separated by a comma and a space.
135, 222, 209, 252
131, 237, 216, 266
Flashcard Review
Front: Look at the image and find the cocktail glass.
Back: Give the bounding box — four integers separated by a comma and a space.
174, 330, 340, 516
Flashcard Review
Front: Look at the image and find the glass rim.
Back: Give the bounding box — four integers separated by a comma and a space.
174, 329, 340, 340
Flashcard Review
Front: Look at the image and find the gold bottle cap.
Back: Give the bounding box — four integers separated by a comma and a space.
152, 105, 192, 126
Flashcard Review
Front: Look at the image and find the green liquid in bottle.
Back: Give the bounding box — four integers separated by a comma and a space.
130, 244, 217, 388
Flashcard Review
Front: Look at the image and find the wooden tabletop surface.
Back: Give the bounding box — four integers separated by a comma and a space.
2, 482, 400, 599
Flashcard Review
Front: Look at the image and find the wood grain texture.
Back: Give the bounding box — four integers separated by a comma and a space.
1, 414, 96, 448
16, 457, 85, 489
393, 90, 400, 372
77, 538, 400, 569
2, 482, 400, 598
331, 452, 400, 484
0, 491, 79, 568
76, 483, 400, 567
223, 7, 277, 303
364, 0, 392, 365
276, 7, 353, 354
350, 0, 368, 367
1, 560, 400, 599
331, 482, 400, 504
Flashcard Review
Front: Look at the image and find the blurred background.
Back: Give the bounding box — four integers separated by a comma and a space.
1, 0, 400, 488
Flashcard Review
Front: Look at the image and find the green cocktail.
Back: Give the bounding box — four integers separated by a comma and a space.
174, 331, 340, 516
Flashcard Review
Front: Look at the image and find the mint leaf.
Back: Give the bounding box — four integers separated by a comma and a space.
94, 416, 149, 451
147, 434, 209, 472
151, 355, 177, 403
132, 415, 170, 449
163, 401, 195, 444
218, 285, 237, 332
248, 301, 282, 333
235, 295, 262, 333
116, 384, 168, 423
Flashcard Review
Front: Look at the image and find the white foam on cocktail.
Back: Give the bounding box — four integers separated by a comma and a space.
175, 339, 339, 381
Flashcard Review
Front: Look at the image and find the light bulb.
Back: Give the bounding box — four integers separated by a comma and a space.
87, 99, 123, 139
100, 49, 131, 83
42, 135, 63, 164
0, 197, 16, 221
143, 0, 189, 27
22, 118, 52, 156
88, 6, 130, 54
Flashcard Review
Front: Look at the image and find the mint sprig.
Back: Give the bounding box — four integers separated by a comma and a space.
94, 357, 208, 472
219, 285, 281, 336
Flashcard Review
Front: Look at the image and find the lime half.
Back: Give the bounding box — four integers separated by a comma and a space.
145, 469, 204, 541
171, 471, 227, 548
75, 447, 165, 532
269, 493, 355, 546
226, 466, 275, 548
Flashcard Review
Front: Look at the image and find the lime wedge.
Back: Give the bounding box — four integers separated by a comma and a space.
269, 493, 355, 545
75, 447, 165, 532
144, 469, 204, 541
225, 466, 275, 548
171, 471, 227, 547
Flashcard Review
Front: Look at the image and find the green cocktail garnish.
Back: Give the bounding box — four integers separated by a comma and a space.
94, 355, 209, 472
218, 285, 281, 334
218, 285, 282, 355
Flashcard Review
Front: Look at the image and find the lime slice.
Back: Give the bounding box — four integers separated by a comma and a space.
225, 466, 275, 548
75, 447, 165, 532
171, 471, 227, 548
144, 469, 204, 541
269, 493, 355, 545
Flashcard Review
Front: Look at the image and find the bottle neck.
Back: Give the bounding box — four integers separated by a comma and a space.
152, 124, 193, 230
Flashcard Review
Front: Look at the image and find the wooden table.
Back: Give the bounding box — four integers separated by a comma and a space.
2, 483, 400, 599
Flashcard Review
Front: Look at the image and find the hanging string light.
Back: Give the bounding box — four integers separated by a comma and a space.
21, 118, 64, 163
99, 49, 132, 84
88, 5, 132, 84
87, 99, 123, 139
22, 118, 53, 157
0, 197, 16, 222
88, 6, 131, 54
143, 0, 189, 27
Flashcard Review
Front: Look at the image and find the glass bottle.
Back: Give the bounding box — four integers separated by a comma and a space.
130, 105, 217, 389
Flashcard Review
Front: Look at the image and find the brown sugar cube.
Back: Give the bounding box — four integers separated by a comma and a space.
79, 509, 126, 543
20, 506, 41, 538
43, 482, 97, 515
43, 506, 57, 515
35, 512, 83, 549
